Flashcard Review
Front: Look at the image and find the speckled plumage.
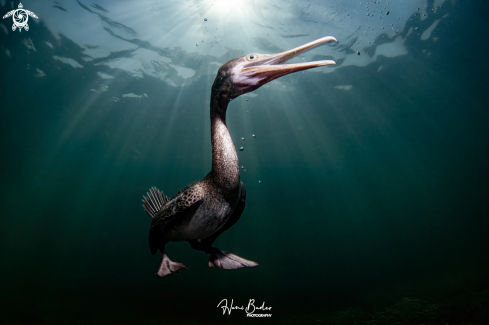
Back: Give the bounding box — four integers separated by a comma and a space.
142, 68, 255, 277
142, 35, 336, 277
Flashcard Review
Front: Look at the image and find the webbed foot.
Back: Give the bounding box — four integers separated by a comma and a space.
156, 253, 188, 277
208, 247, 258, 269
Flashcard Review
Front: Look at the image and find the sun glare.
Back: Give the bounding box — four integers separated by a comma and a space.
212, 0, 244, 12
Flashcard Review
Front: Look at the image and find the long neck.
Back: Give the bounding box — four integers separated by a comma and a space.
210, 94, 240, 189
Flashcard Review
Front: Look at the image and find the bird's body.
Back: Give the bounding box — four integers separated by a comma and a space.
151, 177, 242, 242
142, 36, 337, 277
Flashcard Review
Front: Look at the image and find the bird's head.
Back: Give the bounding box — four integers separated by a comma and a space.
212, 36, 337, 102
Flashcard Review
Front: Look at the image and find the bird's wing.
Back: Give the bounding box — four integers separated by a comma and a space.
2, 10, 14, 19
25, 10, 38, 19
149, 183, 204, 255
217, 181, 246, 233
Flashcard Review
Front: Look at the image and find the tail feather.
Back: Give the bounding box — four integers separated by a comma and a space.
142, 186, 169, 219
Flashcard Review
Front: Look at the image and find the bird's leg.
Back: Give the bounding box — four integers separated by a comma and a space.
188, 239, 211, 253
207, 247, 258, 269
156, 247, 188, 277
189, 237, 258, 270
187, 184, 257, 270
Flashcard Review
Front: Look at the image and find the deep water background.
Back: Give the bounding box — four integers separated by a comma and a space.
1, 1, 488, 324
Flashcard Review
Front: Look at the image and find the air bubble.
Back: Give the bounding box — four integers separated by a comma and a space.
239, 147, 244, 151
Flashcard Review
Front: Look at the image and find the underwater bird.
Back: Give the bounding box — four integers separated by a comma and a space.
142, 36, 337, 277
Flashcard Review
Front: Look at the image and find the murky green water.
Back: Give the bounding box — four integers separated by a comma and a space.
1, 0, 488, 324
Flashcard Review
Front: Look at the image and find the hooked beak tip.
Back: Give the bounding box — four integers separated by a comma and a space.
239, 35, 337, 86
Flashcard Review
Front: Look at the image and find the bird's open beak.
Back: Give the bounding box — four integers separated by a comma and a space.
241, 36, 337, 85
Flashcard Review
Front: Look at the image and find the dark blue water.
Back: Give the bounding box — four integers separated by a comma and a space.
1, 1, 488, 324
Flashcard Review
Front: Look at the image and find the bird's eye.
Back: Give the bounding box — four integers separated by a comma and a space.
246, 54, 257, 61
